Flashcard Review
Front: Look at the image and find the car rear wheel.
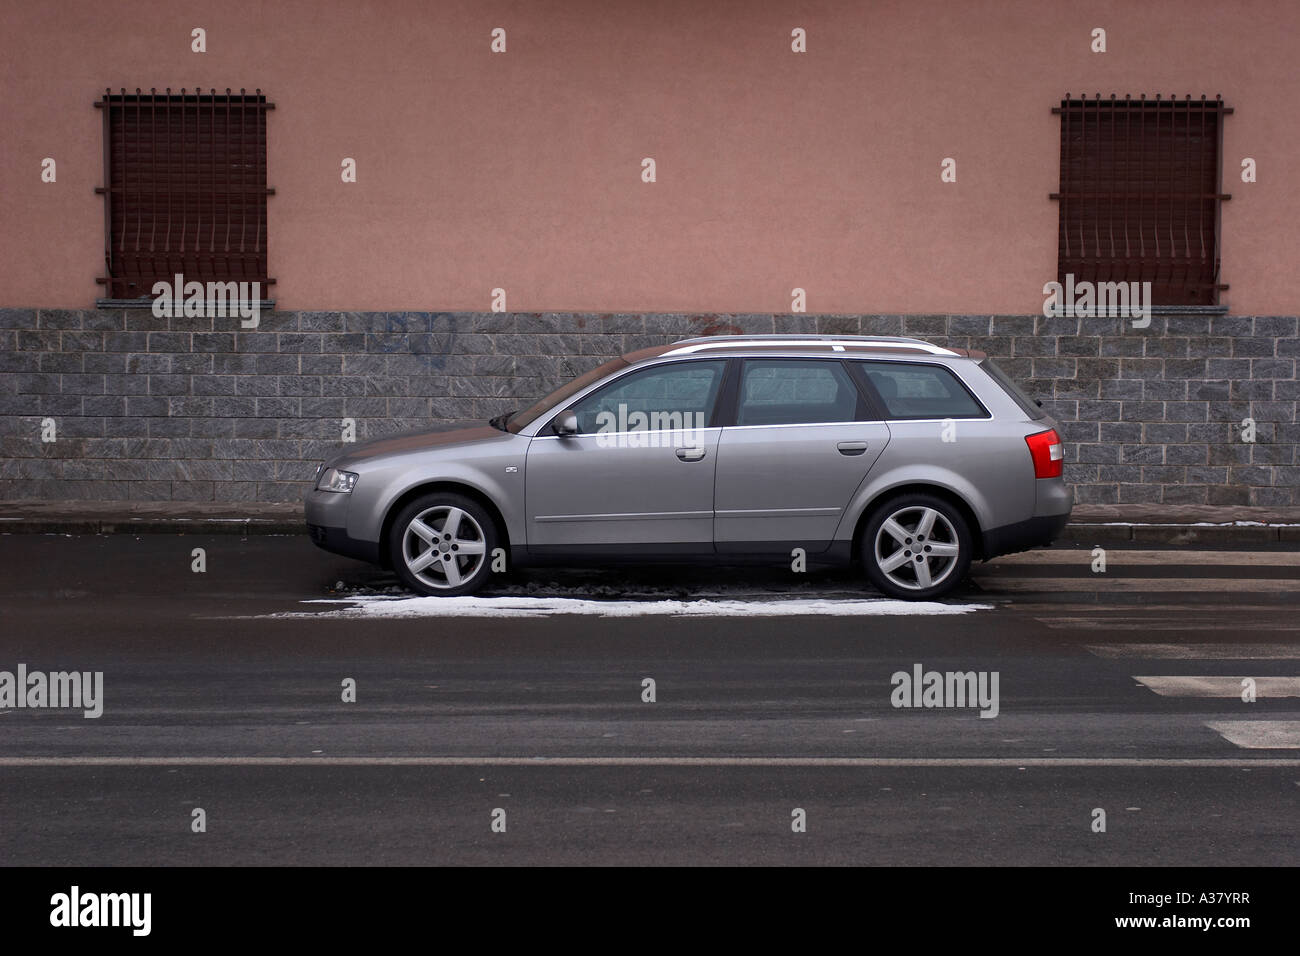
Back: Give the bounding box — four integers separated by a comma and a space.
861, 493, 972, 600
388, 493, 498, 597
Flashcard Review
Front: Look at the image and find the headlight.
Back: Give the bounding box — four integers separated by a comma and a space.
316, 467, 359, 493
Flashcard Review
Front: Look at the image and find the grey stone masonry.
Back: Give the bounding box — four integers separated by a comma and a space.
0, 308, 1295, 506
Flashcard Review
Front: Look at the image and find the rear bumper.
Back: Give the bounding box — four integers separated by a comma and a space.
981, 511, 1071, 559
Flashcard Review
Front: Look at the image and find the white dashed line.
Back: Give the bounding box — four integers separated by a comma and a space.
0, 756, 1297, 768
1134, 676, 1300, 698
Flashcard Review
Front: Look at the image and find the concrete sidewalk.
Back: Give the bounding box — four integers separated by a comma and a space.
0, 500, 1297, 546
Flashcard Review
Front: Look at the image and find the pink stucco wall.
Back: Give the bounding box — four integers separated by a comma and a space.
1, 0, 1295, 314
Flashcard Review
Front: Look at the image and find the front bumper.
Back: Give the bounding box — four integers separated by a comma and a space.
304, 488, 381, 563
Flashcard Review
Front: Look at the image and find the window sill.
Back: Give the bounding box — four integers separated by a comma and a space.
96, 298, 276, 311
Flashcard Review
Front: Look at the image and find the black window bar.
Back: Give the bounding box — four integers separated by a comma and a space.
1051, 93, 1231, 306
94, 88, 275, 302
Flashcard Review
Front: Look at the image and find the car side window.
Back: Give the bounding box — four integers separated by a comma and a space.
858, 361, 988, 420
568, 360, 726, 435
735, 359, 868, 426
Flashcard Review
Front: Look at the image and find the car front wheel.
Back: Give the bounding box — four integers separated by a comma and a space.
861, 494, 972, 600
388, 493, 498, 597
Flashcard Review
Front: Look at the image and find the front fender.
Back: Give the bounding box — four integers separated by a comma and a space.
345, 445, 528, 549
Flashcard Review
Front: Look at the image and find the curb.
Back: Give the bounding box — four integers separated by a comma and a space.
0, 517, 304, 535
1056, 523, 1300, 547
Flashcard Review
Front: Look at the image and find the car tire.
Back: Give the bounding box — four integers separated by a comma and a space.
861, 493, 973, 601
388, 493, 499, 597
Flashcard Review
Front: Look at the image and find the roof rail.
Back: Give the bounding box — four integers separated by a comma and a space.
662, 334, 957, 356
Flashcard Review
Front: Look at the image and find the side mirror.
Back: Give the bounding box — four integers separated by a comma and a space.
552, 411, 579, 437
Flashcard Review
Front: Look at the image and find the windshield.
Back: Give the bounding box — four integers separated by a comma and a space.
505, 356, 630, 432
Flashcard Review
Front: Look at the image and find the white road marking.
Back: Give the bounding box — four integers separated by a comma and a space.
251, 595, 992, 620
1134, 676, 1300, 697
1050, 616, 1300, 632
1047, 604, 1299, 613
1059, 619, 1300, 632
994, 550, 1300, 566
0, 756, 1297, 768
1206, 721, 1300, 750
1085, 643, 1300, 658
982, 578, 1297, 592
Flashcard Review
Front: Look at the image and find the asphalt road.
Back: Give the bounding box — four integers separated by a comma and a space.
0, 533, 1297, 866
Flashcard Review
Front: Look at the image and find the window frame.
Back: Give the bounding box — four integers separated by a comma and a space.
94, 87, 276, 307
1050, 93, 1232, 308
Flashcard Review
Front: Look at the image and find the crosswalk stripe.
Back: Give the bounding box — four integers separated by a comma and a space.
1063, 619, 1300, 632
1134, 676, 1300, 697
1206, 721, 1300, 750
1085, 643, 1300, 658
994, 550, 1300, 567
978, 577, 1296, 593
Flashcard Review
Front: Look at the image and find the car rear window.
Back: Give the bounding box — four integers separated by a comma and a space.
858, 362, 987, 420
979, 359, 1046, 419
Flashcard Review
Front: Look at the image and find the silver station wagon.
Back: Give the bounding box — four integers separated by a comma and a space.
306, 335, 1072, 600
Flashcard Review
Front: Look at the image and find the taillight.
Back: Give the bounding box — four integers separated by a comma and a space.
1025, 429, 1064, 478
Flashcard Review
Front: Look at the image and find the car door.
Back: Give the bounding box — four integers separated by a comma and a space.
714, 358, 889, 554
524, 359, 728, 554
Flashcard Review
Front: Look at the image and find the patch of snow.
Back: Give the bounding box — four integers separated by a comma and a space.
263, 595, 991, 619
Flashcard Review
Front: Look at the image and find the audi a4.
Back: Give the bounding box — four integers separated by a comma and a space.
305, 335, 1072, 600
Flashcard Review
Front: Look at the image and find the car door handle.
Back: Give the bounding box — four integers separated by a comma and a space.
837, 441, 869, 456
675, 447, 707, 462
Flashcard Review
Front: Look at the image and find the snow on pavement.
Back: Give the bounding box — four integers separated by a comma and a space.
261, 594, 991, 619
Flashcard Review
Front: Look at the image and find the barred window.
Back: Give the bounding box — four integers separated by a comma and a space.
1052, 94, 1231, 306
95, 87, 274, 302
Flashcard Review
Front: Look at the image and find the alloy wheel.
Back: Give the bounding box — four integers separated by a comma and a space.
401, 505, 488, 590
873, 505, 961, 591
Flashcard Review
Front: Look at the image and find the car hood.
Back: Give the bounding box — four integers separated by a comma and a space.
327, 425, 512, 469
